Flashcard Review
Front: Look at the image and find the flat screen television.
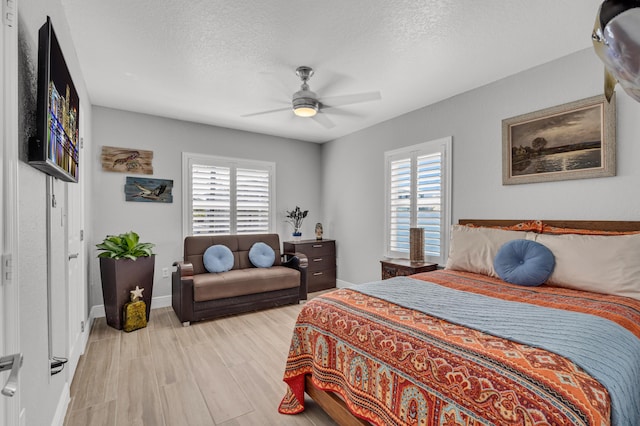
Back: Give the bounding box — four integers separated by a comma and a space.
28, 16, 80, 183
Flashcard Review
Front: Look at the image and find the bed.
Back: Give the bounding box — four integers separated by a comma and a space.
278, 220, 640, 426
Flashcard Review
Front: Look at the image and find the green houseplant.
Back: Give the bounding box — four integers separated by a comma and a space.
96, 231, 155, 259
96, 231, 155, 330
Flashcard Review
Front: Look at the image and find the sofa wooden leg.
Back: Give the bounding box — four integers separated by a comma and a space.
182, 321, 190, 327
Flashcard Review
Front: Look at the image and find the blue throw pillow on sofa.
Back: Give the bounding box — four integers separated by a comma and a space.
494, 239, 555, 286
249, 242, 276, 268
203, 244, 234, 273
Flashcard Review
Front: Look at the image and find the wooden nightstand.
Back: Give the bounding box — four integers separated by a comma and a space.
380, 259, 437, 279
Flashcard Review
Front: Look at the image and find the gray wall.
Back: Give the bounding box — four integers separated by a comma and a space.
18, 0, 92, 424
89, 107, 322, 310
323, 48, 640, 285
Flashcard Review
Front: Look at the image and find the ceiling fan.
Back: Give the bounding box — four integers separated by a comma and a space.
242, 66, 382, 129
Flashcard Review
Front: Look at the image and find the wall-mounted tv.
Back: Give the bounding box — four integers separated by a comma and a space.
28, 16, 80, 183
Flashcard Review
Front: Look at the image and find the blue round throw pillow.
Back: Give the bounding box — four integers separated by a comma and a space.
203, 244, 234, 273
249, 242, 276, 268
494, 239, 555, 286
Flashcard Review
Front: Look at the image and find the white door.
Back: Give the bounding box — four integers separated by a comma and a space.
1, 0, 21, 425
66, 161, 85, 376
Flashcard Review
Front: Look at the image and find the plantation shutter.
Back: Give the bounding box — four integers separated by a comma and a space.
385, 137, 451, 264
191, 164, 231, 235
416, 153, 442, 257
389, 158, 412, 253
185, 154, 275, 236
236, 167, 270, 234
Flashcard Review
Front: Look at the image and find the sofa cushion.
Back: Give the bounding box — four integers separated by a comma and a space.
185, 234, 283, 274
203, 245, 234, 273
193, 266, 300, 302
249, 242, 276, 268
236, 234, 282, 269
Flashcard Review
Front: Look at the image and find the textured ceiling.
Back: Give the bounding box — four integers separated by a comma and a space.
61, 0, 603, 143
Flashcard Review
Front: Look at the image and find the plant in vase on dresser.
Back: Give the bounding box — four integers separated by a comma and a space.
285, 206, 308, 240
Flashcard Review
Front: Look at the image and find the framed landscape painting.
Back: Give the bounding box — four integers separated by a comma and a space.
502, 94, 616, 185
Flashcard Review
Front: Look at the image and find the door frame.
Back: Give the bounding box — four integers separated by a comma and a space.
2, 0, 22, 424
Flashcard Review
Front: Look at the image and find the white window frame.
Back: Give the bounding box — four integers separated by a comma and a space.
182, 152, 276, 238
384, 136, 452, 265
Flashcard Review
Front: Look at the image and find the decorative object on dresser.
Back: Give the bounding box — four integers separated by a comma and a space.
284, 239, 336, 292
315, 222, 323, 240
380, 258, 437, 279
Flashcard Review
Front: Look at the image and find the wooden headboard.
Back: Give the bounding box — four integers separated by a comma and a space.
458, 219, 640, 233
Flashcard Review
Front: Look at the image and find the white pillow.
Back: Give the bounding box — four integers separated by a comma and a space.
445, 225, 533, 277
534, 233, 640, 300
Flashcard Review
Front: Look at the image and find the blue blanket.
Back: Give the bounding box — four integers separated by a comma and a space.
353, 276, 640, 426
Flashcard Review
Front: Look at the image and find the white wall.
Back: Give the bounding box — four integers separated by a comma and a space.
323, 48, 640, 285
89, 107, 322, 310
18, 0, 92, 424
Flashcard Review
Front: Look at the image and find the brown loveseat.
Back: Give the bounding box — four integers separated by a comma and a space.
172, 234, 307, 325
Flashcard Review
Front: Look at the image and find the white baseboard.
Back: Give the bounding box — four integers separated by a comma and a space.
51, 382, 70, 426
67, 326, 90, 381
89, 295, 172, 320
336, 279, 354, 288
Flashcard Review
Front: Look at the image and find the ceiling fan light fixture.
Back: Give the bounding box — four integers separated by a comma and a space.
292, 97, 319, 117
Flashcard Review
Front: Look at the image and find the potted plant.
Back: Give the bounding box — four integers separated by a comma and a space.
285, 206, 308, 240
96, 231, 155, 330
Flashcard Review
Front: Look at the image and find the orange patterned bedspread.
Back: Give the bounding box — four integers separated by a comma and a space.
279, 270, 640, 425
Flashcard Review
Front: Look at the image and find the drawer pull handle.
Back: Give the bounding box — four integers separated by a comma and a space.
313, 258, 323, 262
312, 244, 323, 248
313, 272, 324, 276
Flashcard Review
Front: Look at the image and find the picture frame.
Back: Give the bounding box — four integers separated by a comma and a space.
125, 177, 173, 203
101, 146, 154, 174
502, 94, 615, 185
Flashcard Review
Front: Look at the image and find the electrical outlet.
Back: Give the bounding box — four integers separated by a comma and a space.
162, 267, 169, 278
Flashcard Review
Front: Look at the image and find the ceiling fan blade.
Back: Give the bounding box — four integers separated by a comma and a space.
320, 91, 381, 109
321, 108, 361, 118
311, 113, 335, 129
241, 106, 292, 118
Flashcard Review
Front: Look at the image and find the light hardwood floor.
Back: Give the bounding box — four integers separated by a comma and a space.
64, 300, 337, 426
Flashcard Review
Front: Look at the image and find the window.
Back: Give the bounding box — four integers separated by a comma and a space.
384, 137, 451, 264
183, 153, 275, 237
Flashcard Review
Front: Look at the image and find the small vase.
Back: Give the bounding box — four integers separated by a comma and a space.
292, 231, 302, 241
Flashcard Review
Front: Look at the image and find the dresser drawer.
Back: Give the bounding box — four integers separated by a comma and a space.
296, 241, 335, 257
308, 268, 337, 292
307, 255, 335, 272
